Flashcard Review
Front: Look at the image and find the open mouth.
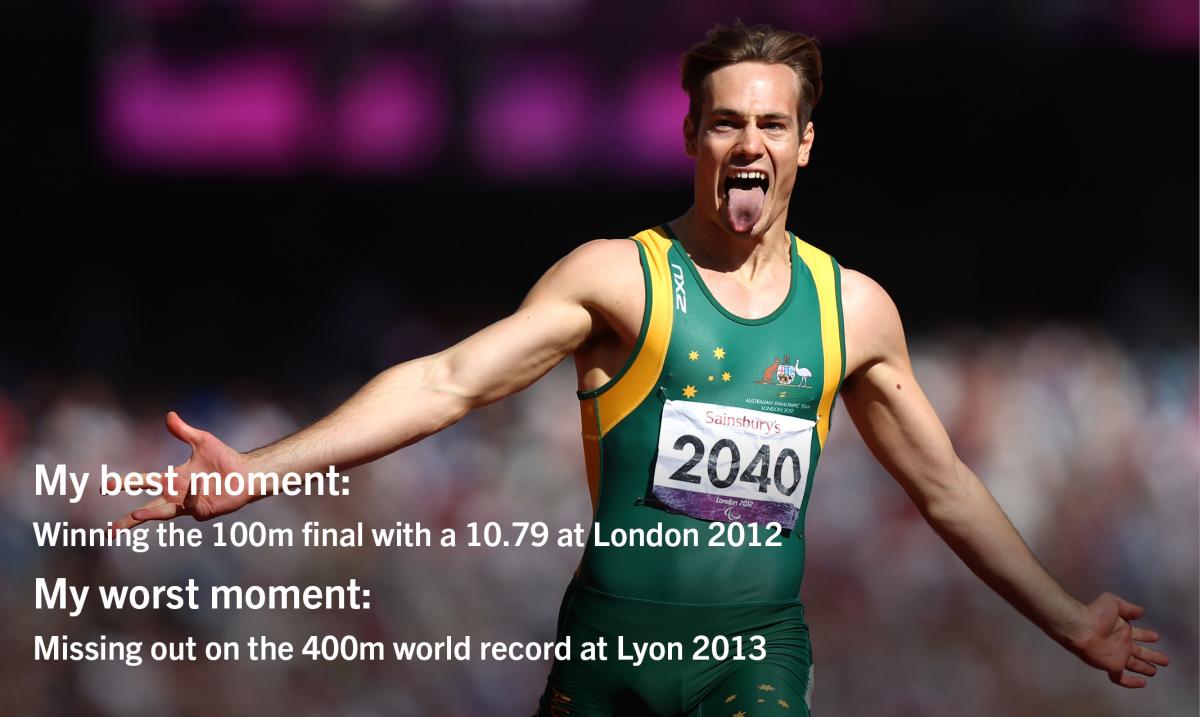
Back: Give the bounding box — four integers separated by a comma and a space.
722, 170, 769, 233
724, 170, 770, 195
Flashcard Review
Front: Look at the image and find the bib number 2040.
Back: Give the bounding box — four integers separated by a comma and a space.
667, 434, 803, 496
651, 399, 814, 526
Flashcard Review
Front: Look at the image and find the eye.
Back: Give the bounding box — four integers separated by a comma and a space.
713, 119, 736, 129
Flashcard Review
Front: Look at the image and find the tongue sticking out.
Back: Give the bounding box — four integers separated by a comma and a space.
725, 185, 766, 234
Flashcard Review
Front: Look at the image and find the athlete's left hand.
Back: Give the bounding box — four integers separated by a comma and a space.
1066, 592, 1168, 688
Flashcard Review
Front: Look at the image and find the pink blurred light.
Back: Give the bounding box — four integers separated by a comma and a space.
331, 58, 448, 172
778, 0, 876, 43
101, 51, 313, 171
110, 0, 337, 22
1120, 0, 1199, 51
616, 58, 692, 177
469, 62, 593, 178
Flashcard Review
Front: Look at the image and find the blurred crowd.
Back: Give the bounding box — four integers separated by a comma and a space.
0, 323, 1196, 716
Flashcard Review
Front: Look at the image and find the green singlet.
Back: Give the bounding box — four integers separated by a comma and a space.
538, 225, 846, 717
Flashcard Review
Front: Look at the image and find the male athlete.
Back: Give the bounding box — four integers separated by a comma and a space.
111, 22, 1167, 716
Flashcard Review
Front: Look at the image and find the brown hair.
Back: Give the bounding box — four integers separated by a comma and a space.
680, 21, 823, 132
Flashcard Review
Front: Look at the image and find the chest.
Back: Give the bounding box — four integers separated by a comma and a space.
658, 247, 826, 421
686, 263, 792, 321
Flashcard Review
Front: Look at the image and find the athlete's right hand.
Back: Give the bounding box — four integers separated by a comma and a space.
110, 412, 254, 531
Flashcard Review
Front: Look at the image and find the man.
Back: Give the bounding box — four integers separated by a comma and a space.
111, 22, 1167, 716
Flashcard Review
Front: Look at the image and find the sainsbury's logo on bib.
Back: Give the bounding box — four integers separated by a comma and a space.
705, 410, 781, 436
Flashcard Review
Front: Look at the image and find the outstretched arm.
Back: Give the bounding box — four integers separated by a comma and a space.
112, 240, 632, 529
837, 268, 1168, 688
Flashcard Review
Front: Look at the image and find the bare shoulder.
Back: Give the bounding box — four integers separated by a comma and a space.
841, 268, 897, 320
840, 267, 908, 376
557, 238, 641, 275
533, 238, 643, 306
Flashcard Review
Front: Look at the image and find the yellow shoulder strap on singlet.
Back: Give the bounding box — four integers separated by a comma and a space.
577, 227, 674, 517
590, 226, 675, 438
794, 237, 843, 449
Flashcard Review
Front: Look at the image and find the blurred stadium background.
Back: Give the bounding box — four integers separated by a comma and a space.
1, 0, 1196, 715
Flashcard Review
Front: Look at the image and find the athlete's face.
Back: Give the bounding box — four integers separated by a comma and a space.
684, 62, 814, 238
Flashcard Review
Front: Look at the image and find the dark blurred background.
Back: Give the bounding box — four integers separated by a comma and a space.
1, 1, 1196, 715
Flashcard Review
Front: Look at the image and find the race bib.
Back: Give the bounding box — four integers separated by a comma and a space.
651, 399, 814, 529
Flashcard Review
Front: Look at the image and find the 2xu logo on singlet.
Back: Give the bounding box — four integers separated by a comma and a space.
652, 399, 814, 529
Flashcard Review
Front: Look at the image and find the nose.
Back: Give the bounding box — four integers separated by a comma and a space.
734, 124, 765, 160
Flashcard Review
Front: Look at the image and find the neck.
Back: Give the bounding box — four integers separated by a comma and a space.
667, 207, 792, 276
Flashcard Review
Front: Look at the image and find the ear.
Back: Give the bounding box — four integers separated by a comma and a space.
683, 116, 697, 158
797, 121, 814, 167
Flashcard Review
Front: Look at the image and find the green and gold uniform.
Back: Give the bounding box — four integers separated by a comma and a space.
538, 225, 845, 717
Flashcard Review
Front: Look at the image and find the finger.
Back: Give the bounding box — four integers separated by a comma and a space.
131, 498, 188, 523
1131, 626, 1159, 643
1112, 671, 1147, 689
109, 497, 166, 531
1111, 594, 1145, 621
110, 512, 145, 533
166, 411, 204, 447
1125, 656, 1157, 677
1134, 644, 1170, 666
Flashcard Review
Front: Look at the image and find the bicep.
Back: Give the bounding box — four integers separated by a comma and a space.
840, 270, 959, 504
439, 294, 593, 406
435, 239, 631, 408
